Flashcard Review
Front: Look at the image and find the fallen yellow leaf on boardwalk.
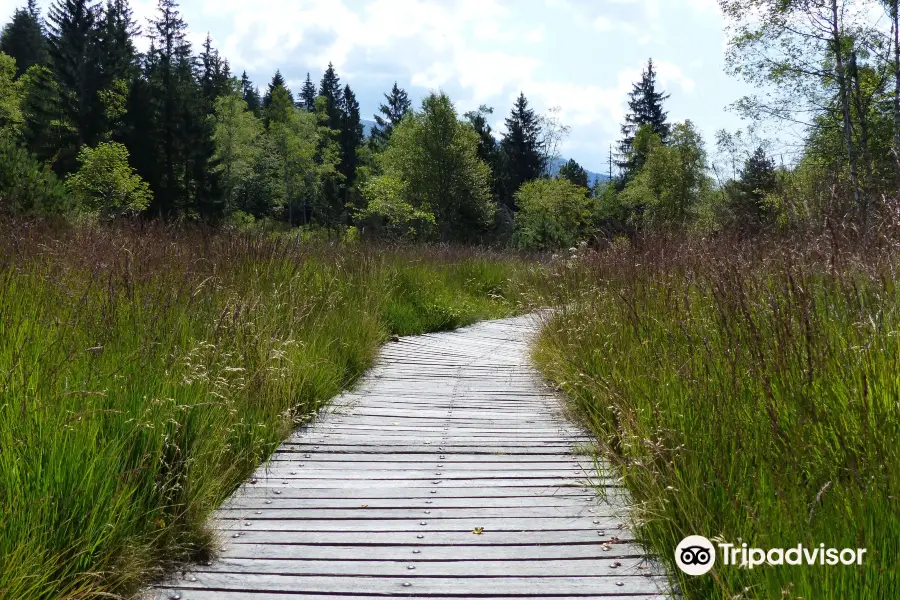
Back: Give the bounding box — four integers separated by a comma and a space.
472, 527, 484, 535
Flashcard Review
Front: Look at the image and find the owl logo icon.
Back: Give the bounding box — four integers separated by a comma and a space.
675, 535, 716, 576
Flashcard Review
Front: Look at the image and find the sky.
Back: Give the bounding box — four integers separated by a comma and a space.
1, 0, 756, 173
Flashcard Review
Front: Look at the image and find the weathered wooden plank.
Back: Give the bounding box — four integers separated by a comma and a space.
143, 316, 660, 600
274, 446, 586, 455
150, 591, 671, 600
267, 453, 596, 462
195, 557, 665, 577
220, 496, 625, 511
214, 516, 627, 532
247, 469, 604, 480
263, 459, 598, 468
219, 542, 649, 561
154, 573, 668, 596
215, 506, 620, 520
243, 476, 589, 493
219, 530, 637, 545
223, 486, 608, 499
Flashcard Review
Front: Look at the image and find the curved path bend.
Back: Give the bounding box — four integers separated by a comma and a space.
150, 315, 667, 599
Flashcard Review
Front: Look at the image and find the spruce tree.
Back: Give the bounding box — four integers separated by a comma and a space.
733, 146, 778, 230
318, 62, 342, 130
314, 63, 344, 220
240, 70, 260, 114
93, 0, 139, 142
45, 0, 101, 171
299, 72, 316, 111
464, 104, 501, 200
0, 0, 49, 77
199, 34, 223, 104
499, 92, 544, 210
95, 0, 139, 83
617, 58, 670, 180
144, 0, 197, 214
263, 69, 292, 108
558, 158, 589, 189
338, 83, 363, 219
371, 81, 410, 147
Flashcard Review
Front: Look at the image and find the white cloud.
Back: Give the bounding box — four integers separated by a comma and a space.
0, 0, 749, 172
655, 60, 696, 94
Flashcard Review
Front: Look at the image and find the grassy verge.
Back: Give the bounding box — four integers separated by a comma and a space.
535, 235, 900, 599
0, 221, 540, 599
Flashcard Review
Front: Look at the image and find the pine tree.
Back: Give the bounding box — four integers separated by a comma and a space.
199, 34, 224, 104
558, 158, 589, 189
464, 104, 500, 200
338, 83, 363, 220
299, 72, 316, 111
93, 0, 139, 142
45, 0, 102, 171
0, 0, 49, 77
95, 0, 139, 83
499, 92, 544, 210
318, 62, 342, 130
240, 70, 260, 114
617, 58, 670, 180
144, 0, 197, 214
732, 145, 778, 230
371, 81, 410, 147
263, 69, 292, 108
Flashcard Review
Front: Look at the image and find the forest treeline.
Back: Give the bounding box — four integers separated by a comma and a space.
2, 0, 900, 248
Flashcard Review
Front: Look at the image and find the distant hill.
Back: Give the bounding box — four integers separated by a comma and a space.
361, 119, 607, 186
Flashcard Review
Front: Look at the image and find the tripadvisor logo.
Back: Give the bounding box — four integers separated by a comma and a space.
675, 535, 716, 576
675, 535, 868, 576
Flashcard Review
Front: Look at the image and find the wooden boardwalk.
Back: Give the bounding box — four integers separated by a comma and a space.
150, 316, 668, 599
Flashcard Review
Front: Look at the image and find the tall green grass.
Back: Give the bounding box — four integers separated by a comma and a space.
0, 221, 538, 599
535, 234, 900, 599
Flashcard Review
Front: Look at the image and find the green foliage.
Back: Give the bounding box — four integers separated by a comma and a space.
266, 90, 341, 226
371, 81, 411, 148
0, 1, 48, 78
0, 132, 68, 214
617, 59, 670, 180
730, 146, 779, 230
211, 92, 262, 214
338, 83, 364, 197
620, 121, 710, 229
18, 64, 68, 165
263, 69, 291, 109
513, 178, 596, 251
558, 158, 589, 188
298, 72, 316, 112
237, 137, 284, 217
357, 173, 435, 239
240, 71, 261, 114
97, 78, 130, 139
66, 141, 152, 218
500, 92, 544, 209
363, 92, 495, 242
0, 51, 23, 133
0, 225, 534, 598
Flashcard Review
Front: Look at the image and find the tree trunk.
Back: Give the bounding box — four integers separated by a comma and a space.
850, 51, 874, 205
893, 0, 900, 184
830, 0, 864, 228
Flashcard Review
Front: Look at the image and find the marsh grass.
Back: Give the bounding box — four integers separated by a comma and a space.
535, 232, 900, 599
0, 220, 538, 599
